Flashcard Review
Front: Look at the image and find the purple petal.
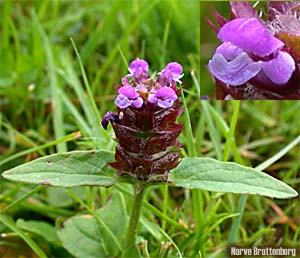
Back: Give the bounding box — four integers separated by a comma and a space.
101, 112, 111, 130
155, 86, 177, 100
218, 18, 284, 57
148, 87, 177, 108
101, 119, 109, 130
208, 52, 262, 86
128, 59, 149, 76
159, 62, 184, 83
115, 94, 132, 109
216, 42, 243, 61
148, 93, 158, 104
118, 86, 139, 99
262, 51, 295, 85
132, 97, 143, 108
157, 99, 175, 108
101, 111, 120, 130
162, 62, 183, 75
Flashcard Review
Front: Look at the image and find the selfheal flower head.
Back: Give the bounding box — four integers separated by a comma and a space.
102, 59, 184, 180
207, 1, 300, 99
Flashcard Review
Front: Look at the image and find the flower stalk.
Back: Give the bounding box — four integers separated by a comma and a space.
125, 181, 147, 251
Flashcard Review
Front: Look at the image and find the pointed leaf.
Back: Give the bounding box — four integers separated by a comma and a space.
169, 158, 298, 199
2, 150, 117, 187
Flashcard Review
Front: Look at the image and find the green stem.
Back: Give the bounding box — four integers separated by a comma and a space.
125, 181, 146, 250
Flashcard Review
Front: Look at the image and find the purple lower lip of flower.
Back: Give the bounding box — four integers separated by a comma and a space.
158, 62, 184, 84
148, 86, 177, 108
115, 94, 132, 109
116, 86, 144, 108
128, 59, 149, 77
215, 42, 243, 60
218, 17, 284, 57
262, 51, 295, 85
115, 94, 143, 109
157, 99, 176, 108
208, 52, 262, 86
132, 97, 143, 108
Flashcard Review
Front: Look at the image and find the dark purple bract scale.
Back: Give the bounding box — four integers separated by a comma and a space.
102, 59, 184, 180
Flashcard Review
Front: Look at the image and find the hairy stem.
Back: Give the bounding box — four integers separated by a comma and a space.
125, 181, 146, 251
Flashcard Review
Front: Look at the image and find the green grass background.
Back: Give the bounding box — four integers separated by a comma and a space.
1, 1, 299, 257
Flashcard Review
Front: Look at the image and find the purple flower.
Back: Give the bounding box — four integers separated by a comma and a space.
208, 17, 295, 87
128, 59, 149, 78
115, 86, 143, 109
148, 86, 177, 108
101, 111, 120, 130
158, 62, 184, 84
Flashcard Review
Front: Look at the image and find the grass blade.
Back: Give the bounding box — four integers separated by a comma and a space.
201, 101, 222, 159
0, 214, 47, 258
33, 11, 66, 152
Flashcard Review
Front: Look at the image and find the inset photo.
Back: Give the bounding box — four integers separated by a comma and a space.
200, 1, 300, 99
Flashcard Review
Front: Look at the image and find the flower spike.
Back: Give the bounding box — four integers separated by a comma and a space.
102, 59, 184, 180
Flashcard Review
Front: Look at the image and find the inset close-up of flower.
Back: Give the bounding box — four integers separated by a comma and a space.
202, 1, 300, 99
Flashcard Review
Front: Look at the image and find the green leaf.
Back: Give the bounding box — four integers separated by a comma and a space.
2, 150, 117, 187
16, 219, 60, 245
169, 158, 298, 199
57, 192, 128, 258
